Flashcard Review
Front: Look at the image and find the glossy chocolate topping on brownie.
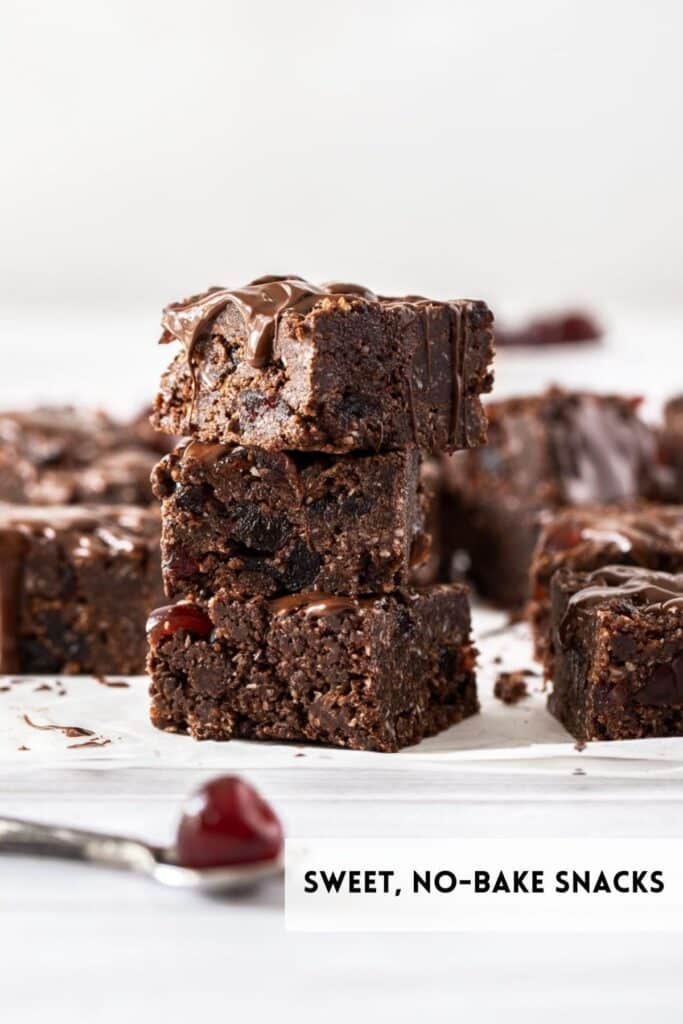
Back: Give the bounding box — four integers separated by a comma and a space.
159, 276, 482, 448
567, 565, 683, 611
160, 277, 329, 370
542, 505, 683, 558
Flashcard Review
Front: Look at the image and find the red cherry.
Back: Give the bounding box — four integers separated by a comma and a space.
176, 776, 284, 869
544, 522, 584, 553
146, 602, 212, 645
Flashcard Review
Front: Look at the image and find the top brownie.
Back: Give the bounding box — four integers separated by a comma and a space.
0, 406, 164, 506
151, 276, 495, 454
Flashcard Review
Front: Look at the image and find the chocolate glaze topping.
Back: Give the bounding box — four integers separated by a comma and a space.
550, 395, 654, 505
568, 565, 683, 611
160, 277, 329, 371
323, 282, 378, 300
544, 506, 683, 558
449, 304, 470, 447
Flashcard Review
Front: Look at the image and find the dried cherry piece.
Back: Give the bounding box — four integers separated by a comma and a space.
176, 775, 283, 868
544, 522, 584, 552
146, 602, 212, 644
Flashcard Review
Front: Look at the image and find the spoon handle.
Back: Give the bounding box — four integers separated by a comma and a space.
0, 816, 155, 872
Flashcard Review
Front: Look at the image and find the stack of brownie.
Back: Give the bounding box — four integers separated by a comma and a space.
146, 276, 495, 751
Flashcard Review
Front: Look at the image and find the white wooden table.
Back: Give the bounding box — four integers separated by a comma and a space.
1, 309, 682, 1021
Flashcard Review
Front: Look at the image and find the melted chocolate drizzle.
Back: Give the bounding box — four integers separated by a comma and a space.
68, 737, 111, 749
323, 282, 378, 300
568, 565, 683, 611
160, 277, 329, 372
23, 714, 95, 739
448, 303, 471, 447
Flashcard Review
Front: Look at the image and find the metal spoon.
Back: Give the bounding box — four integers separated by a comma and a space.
0, 816, 283, 893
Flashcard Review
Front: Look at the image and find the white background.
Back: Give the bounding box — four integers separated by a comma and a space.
2, 2, 683, 1021
2, 0, 683, 316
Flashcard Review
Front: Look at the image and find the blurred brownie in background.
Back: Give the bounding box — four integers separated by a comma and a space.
529, 504, 683, 675
122, 404, 178, 455
548, 565, 683, 741
0, 503, 164, 675
0, 406, 168, 506
661, 394, 683, 501
495, 310, 602, 347
440, 388, 661, 608
409, 459, 446, 586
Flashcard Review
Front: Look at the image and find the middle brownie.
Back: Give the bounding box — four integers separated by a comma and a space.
152, 440, 428, 600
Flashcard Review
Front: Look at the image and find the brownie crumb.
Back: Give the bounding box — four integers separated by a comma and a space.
493, 671, 529, 705
17, 745, 30, 752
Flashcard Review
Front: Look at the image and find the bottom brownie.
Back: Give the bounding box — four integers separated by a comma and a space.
548, 565, 683, 741
147, 585, 478, 752
0, 503, 163, 674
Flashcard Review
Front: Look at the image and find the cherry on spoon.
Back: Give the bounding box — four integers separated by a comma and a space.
0, 775, 284, 894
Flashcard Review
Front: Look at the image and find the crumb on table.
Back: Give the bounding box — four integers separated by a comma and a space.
493, 671, 529, 705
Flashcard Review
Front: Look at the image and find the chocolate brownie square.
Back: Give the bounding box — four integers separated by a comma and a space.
0, 504, 164, 674
530, 504, 683, 674
153, 441, 430, 601
441, 388, 660, 608
151, 277, 494, 454
548, 565, 683, 741
147, 585, 478, 752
